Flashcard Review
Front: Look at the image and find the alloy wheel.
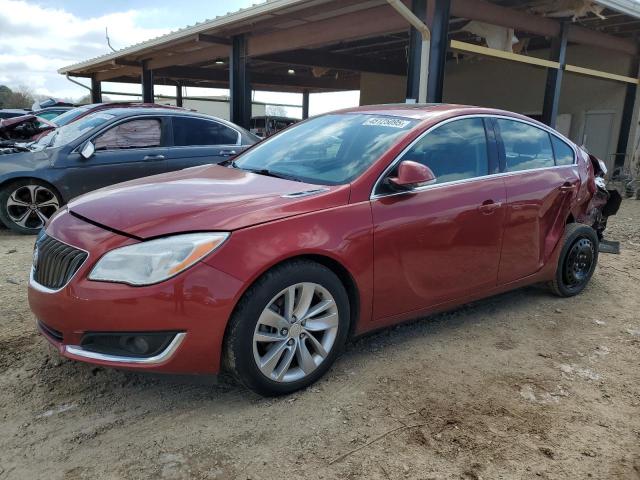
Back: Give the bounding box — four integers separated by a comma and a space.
6, 184, 59, 230
252, 282, 339, 383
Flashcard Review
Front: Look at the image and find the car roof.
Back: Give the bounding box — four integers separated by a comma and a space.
84, 102, 183, 109
87, 107, 246, 131
34, 106, 72, 112
337, 103, 536, 123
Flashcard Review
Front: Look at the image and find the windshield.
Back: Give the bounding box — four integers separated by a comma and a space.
234, 113, 417, 185
52, 106, 90, 126
36, 112, 116, 148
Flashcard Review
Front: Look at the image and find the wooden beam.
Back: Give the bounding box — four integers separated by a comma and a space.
95, 66, 141, 82
450, 40, 560, 69
564, 64, 639, 84
256, 49, 406, 76
146, 45, 230, 70
196, 33, 232, 46
450, 0, 638, 55
154, 66, 359, 90
112, 59, 141, 67
107, 75, 325, 93
247, 4, 408, 57
245, 0, 637, 59
450, 39, 639, 85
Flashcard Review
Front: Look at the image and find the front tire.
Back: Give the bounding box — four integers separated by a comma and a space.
0, 180, 62, 234
548, 223, 599, 297
224, 260, 350, 396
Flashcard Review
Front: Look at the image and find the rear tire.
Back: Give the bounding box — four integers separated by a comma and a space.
224, 260, 350, 396
0, 179, 62, 235
548, 223, 599, 297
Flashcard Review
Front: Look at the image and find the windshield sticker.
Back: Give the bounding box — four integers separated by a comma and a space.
363, 117, 411, 128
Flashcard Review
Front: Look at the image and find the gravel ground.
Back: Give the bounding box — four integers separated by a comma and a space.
0, 201, 639, 480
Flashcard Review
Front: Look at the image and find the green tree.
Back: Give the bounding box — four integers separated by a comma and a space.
0, 85, 12, 108
0, 85, 34, 109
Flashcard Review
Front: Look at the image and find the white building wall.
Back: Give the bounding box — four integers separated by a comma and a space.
359, 44, 636, 172
156, 96, 267, 121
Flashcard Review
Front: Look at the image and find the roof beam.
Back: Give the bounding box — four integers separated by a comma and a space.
146, 45, 230, 70
245, 0, 638, 58
154, 66, 359, 90
112, 59, 142, 67
450, 0, 638, 55
256, 49, 407, 75
196, 33, 232, 46
95, 66, 141, 82
247, 4, 408, 56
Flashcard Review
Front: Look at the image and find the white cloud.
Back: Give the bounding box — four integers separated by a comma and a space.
0, 0, 170, 99
0, 0, 360, 114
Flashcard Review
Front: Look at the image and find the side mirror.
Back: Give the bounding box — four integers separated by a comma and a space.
388, 160, 436, 190
80, 141, 95, 159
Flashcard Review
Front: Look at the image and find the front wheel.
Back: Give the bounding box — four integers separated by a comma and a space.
224, 260, 350, 396
548, 223, 599, 297
0, 180, 62, 234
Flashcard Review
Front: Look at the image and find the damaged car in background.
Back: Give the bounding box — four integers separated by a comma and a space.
0, 114, 57, 151
28, 104, 621, 396
0, 107, 257, 233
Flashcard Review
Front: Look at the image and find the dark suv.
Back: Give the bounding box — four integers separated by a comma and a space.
0, 108, 257, 234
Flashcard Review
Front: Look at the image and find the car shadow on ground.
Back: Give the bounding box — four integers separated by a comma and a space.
30, 284, 557, 411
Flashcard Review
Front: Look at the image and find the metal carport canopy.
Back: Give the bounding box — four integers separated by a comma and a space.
596, 0, 640, 18
59, 0, 640, 91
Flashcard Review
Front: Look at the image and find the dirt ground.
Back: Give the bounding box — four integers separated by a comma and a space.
0, 202, 639, 480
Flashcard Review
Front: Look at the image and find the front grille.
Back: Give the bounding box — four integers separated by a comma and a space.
33, 235, 87, 290
37, 320, 64, 342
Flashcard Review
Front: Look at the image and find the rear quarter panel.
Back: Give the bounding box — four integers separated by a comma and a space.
572, 148, 597, 223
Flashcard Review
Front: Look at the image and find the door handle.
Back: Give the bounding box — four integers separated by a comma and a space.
143, 154, 165, 161
559, 184, 576, 192
478, 200, 502, 214
219, 149, 237, 157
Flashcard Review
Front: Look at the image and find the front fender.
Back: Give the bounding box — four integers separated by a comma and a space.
203, 202, 375, 332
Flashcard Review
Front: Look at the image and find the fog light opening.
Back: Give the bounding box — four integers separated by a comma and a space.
120, 335, 151, 355
80, 332, 180, 358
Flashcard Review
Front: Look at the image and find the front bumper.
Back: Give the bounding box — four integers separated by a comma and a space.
28, 212, 244, 374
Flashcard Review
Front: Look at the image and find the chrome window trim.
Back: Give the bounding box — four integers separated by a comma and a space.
29, 235, 90, 293
370, 113, 578, 200
65, 332, 186, 365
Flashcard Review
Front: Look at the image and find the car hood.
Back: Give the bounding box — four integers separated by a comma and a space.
68, 164, 351, 239
0, 114, 56, 141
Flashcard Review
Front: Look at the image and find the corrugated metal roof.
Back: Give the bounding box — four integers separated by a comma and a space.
58, 0, 320, 74
596, 0, 640, 18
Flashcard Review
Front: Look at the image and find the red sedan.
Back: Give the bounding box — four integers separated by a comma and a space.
28, 104, 619, 396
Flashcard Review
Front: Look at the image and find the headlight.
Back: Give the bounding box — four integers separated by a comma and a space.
88, 232, 229, 286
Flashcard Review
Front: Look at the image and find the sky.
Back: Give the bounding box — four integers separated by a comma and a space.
0, 0, 359, 116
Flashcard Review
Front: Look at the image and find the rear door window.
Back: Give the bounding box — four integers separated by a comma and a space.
497, 119, 554, 172
94, 118, 161, 150
551, 135, 575, 166
398, 118, 490, 184
172, 117, 239, 146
